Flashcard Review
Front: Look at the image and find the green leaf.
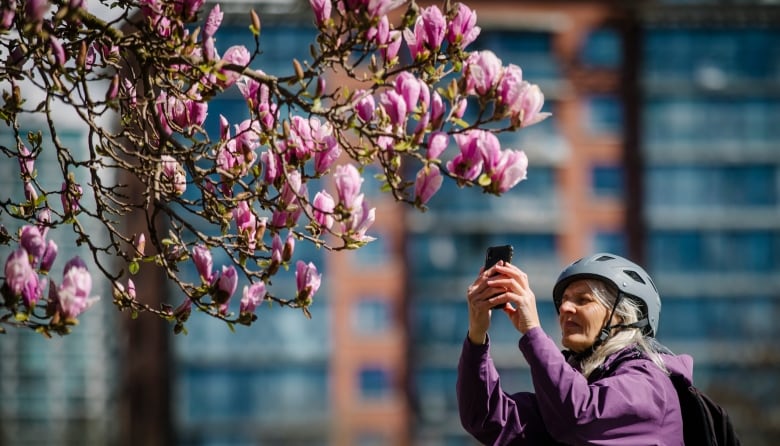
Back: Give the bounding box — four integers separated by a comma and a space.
129, 261, 140, 275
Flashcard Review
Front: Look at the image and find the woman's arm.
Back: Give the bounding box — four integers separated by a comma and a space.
519, 327, 677, 444
457, 335, 555, 445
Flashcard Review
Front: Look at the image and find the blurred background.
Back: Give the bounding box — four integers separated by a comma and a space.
1, 0, 780, 445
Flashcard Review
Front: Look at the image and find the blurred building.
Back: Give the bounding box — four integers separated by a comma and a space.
1, 0, 779, 445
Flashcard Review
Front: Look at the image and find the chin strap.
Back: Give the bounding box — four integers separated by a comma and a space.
594, 291, 650, 347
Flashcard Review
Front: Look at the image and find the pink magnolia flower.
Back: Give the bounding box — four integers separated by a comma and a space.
497, 64, 524, 108
40, 240, 58, 272
134, 233, 146, 256
333, 164, 364, 210
18, 145, 34, 178
415, 165, 443, 205
1, 0, 15, 30
22, 270, 43, 307
395, 71, 421, 114
56, 257, 98, 319
233, 201, 257, 250
464, 50, 503, 96
354, 90, 376, 123
171, 0, 205, 19
430, 91, 445, 127
369, 15, 402, 62
283, 231, 295, 262
403, 17, 425, 61
490, 149, 528, 193
341, 196, 376, 243
49, 36, 67, 67
160, 155, 187, 196
287, 115, 315, 162
446, 130, 485, 181
61, 181, 83, 215
379, 90, 407, 127
453, 98, 468, 119
25, 0, 49, 23
218, 45, 251, 88
426, 131, 449, 160
312, 190, 335, 229
24, 182, 37, 203
510, 82, 552, 128
383, 30, 402, 62
20, 225, 45, 264
309, 0, 331, 25
240, 282, 266, 315
295, 260, 321, 305
215, 265, 237, 304
4, 248, 35, 298
157, 91, 208, 135
233, 118, 261, 159
311, 120, 341, 174
36, 208, 51, 239
447, 2, 481, 48
478, 130, 503, 175
420, 5, 446, 51
192, 244, 213, 283
203, 4, 222, 37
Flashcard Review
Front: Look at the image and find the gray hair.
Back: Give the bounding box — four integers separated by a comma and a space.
577, 279, 670, 378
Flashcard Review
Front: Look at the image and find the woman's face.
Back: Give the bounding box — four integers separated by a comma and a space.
558, 280, 611, 352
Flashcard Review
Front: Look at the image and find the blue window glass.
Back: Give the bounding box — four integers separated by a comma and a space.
644, 98, 780, 150
353, 298, 393, 335
658, 296, 778, 342
414, 367, 460, 421
351, 228, 390, 267
592, 164, 624, 198
646, 165, 777, 208
580, 28, 622, 68
359, 367, 392, 400
645, 29, 780, 83
594, 231, 627, 256
648, 230, 780, 273
586, 96, 623, 134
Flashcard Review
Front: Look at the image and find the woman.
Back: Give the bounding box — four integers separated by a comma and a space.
457, 253, 693, 445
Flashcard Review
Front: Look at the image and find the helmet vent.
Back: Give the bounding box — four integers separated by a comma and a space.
623, 270, 646, 284
595, 255, 615, 262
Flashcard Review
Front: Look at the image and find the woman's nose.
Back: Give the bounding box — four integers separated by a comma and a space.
559, 300, 575, 313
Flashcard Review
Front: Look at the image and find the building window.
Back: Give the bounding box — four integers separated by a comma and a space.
594, 232, 627, 256
580, 28, 622, 68
586, 96, 623, 135
591, 165, 624, 198
358, 367, 392, 400
352, 298, 393, 335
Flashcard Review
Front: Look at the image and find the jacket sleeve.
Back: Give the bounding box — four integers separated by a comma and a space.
519, 327, 677, 445
456, 334, 555, 445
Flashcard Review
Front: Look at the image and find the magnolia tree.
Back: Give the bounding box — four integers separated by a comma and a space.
0, 0, 550, 336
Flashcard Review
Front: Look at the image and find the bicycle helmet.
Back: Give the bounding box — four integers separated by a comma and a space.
552, 253, 661, 337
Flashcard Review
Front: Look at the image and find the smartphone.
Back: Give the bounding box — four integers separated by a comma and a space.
484, 245, 513, 270
484, 245, 513, 310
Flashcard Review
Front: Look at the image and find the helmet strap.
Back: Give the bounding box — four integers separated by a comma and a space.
595, 291, 650, 347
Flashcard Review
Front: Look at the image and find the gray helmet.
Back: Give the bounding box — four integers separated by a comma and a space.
552, 253, 661, 337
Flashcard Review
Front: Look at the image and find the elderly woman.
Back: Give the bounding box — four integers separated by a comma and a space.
457, 253, 693, 445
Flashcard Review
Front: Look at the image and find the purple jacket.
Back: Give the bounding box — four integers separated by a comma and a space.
457, 327, 693, 445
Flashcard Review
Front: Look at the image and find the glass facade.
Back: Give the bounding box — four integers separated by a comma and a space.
170, 25, 332, 446
642, 26, 780, 445
0, 128, 118, 445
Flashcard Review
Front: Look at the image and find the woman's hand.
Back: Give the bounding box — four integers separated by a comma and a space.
466, 264, 505, 344
488, 263, 541, 335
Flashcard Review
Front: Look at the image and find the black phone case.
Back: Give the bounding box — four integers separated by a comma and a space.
484, 245, 513, 269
